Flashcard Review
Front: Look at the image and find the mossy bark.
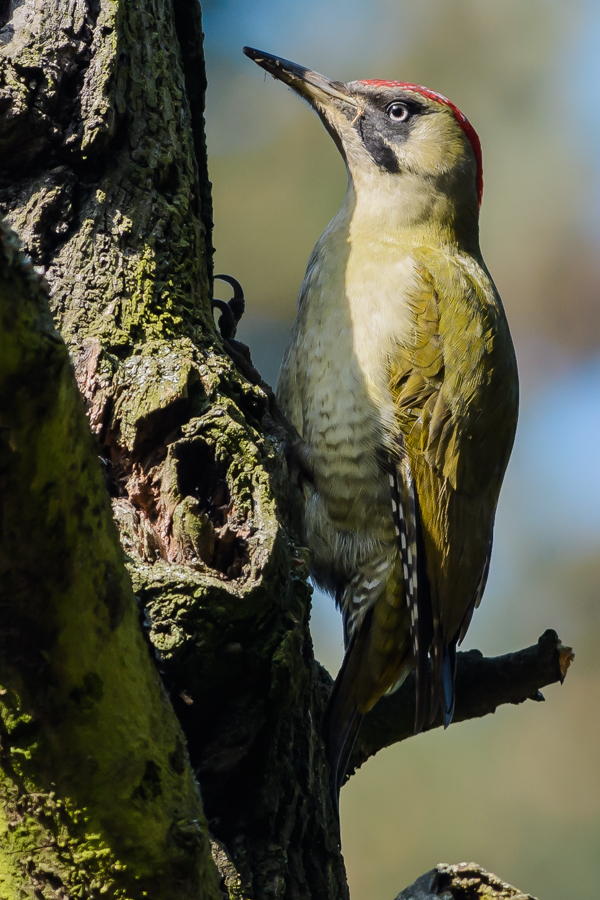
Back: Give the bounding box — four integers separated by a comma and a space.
0, 2, 344, 898
395, 863, 539, 900
0, 222, 221, 899
0, 2, 570, 899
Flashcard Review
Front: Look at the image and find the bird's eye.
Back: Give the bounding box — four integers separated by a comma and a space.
386, 102, 410, 123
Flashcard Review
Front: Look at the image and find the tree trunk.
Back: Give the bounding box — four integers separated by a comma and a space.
0, 3, 572, 898
0, 2, 345, 896
0, 219, 221, 900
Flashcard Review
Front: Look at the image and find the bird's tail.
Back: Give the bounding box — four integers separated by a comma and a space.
322, 617, 371, 815
430, 633, 458, 728
441, 637, 458, 727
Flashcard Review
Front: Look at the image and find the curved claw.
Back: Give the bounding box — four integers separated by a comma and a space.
211, 297, 237, 340
212, 274, 246, 339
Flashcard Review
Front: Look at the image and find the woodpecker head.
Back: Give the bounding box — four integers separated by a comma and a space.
243, 47, 482, 240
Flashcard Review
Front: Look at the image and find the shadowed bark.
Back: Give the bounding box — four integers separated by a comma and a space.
0, 2, 572, 899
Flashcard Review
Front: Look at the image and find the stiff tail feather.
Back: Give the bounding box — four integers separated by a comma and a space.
323, 612, 372, 814
430, 632, 458, 728
441, 636, 457, 727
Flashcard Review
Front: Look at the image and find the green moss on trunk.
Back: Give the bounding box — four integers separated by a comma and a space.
0, 222, 221, 900
0, 1, 349, 897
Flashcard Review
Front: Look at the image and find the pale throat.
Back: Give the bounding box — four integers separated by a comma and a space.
344, 165, 478, 250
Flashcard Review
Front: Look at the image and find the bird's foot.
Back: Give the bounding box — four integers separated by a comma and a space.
211, 274, 246, 340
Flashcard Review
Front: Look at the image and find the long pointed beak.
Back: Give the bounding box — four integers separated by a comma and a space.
243, 47, 357, 109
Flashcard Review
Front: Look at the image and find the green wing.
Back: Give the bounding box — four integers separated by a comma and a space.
389, 249, 518, 721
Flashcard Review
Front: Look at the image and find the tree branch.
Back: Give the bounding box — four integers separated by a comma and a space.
395, 862, 538, 900
346, 629, 574, 778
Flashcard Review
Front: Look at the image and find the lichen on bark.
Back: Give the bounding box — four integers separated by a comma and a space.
0, 1, 345, 897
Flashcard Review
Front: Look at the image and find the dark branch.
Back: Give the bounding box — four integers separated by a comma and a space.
339, 629, 574, 778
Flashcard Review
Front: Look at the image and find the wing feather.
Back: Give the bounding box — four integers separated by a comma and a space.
388, 445, 432, 731
388, 251, 518, 726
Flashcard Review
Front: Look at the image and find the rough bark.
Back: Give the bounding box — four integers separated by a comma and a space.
0, 221, 221, 899
0, 2, 344, 897
0, 2, 573, 899
395, 863, 538, 900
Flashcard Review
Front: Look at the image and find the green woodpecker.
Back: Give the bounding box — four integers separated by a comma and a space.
243, 47, 519, 801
